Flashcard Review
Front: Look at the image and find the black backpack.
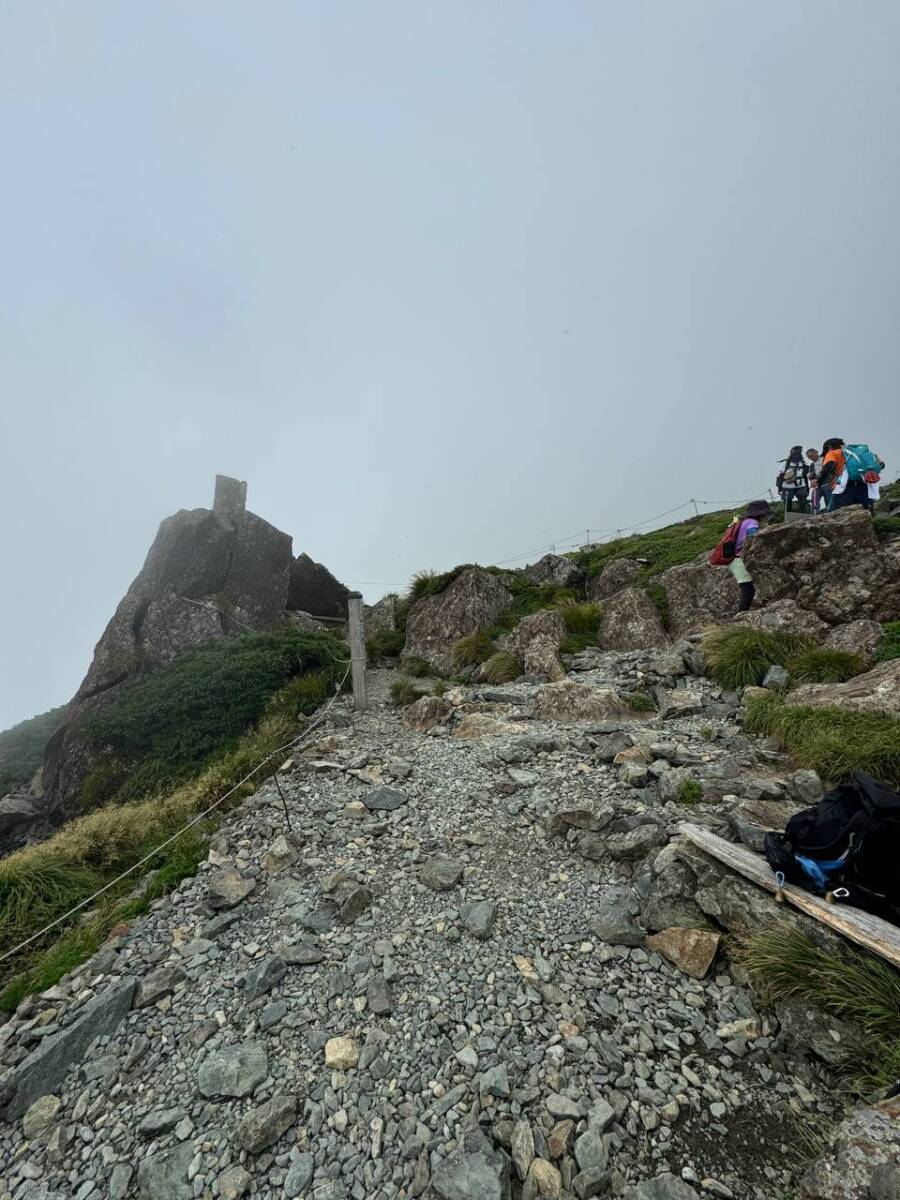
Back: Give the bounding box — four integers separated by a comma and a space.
763, 771, 900, 923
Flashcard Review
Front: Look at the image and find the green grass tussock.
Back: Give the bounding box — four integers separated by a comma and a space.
389, 678, 428, 707
788, 648, 866, 684
876, 622, 900, 662
703, 627, 813, 691
627, 692, 657, 713
366, 628, 405, 660
558, 602, 602, 654
450, 632, 496, 670
400, 656, 431, 678
481, 653, 523, 684
744, 692, 900, 785
0, 703, 70, 796
733, 922, 900, 1088
676, 779, 703, 804
572, 508, 735, 585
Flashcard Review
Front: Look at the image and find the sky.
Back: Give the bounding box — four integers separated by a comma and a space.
1, 1, 899, 729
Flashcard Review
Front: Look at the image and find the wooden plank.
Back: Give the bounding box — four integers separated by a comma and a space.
679, 822, 900, 969
346, 592, 368, 713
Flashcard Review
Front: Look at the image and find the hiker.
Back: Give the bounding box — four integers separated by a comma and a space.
817, 437, 844, 510
806, 447, 822, 512
708, 500, 771, 610
776, 446, 810, 514
819, 439, 885, 511
730, 500, 770, 611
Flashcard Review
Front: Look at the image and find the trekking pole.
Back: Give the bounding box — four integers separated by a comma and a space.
272, 770, 293, 833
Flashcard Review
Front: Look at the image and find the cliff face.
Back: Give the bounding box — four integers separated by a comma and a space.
39, 476, 330, 828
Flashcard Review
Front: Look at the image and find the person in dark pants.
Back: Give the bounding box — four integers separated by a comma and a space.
730, 500, 771, 611
776, 446, 810, 514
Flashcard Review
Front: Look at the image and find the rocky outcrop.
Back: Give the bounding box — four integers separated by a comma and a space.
403, 569, 511, 673
822, 618, 885, 663
786, 657, 900, 718
729, 598, 829, 642
588, 558, 642, 602
530, 680, 629, 722
366, 594, 399, 634
501, 610, 566, 680
801, 1095, 900, 1199
38, 477, 341, 830
742, 507, 900, 624
524, 554, 584, 590
599, 587, 669, 651
660, 553, 736, 635
287, 553, 349, 621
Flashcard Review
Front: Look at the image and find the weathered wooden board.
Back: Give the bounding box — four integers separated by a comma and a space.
679, 822, 900, 969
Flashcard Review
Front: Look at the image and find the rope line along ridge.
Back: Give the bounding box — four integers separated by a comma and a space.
0, 661, 353, 966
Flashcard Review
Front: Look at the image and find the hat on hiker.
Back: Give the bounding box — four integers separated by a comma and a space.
744, 500, 770, 520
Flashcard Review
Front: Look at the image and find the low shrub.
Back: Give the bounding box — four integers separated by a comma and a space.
450, 632, 495, 670
646, 582, 670, 631
627, 692, 656, 713
874, 516, 900, 539
432, 681, 449, 698
732, 922, 900, 1088
676, 779, 703, 804
389, 678, 428, 707
787, 648, 866, 684
265, 672, 331, 719
401, 656, 432, 678
481, 653, 523, 684
562, 603, 601, 634
366, 628, 405, 660
876, 622, 900, 662
702, 626, 812, 691
744, 692, 900, 785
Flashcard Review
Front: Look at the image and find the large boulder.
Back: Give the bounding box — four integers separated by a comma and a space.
403, 568, 512, 673
660, 553, 737, 635
42, 477, 297, 821
287, 553, 349, 620
524, 554, 584, 590
531, 680, 629, 722
742, 507, 900, 624
729, 598, 829, 642
365, 593, 399, 634
599, 587, 668, 650
800, 1095, 900, 1199
786, 658, 900, 718
501, 610, 567, 680
588, 558, 642, 602
822, 619, 885, 663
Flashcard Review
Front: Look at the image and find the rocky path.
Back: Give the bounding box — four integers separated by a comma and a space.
0, 655, 849, 1200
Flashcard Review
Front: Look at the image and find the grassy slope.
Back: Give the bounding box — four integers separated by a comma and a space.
0, 704, 69, 796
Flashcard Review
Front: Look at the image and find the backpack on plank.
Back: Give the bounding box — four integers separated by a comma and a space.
763, 771, 900, 923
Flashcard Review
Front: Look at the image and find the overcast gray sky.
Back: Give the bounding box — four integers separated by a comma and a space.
2, 1, 899, 730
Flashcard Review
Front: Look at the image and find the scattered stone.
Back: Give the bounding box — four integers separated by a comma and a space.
510, 1119, 535, 1180
531, 680, 628, 722
588, 886, 647, 946
22, 1093, 60, 1140
480, 1063, 510, 1099
431, 1129, 511, 1200
529, 1157, 562, 1197
461, 899, 497, 939
137, 1107, 187, 1136
645, 927, 721, 979
404, 695, 452, 732
136, 1141, 195, 1200
262, 834, 297, 872
197, 1042, 267, 1099
367, 973, 393, 1016
135, 964, 187, 1008
625, 1174, 700, 1200
244, 953, 287, 1001
235, 1092, 297, 1153
325, 1036, 359, 1070
420, 856, 465, 891
363, 786, 409, 811
207, 867, 256, 910
217, 1166, 252, 1200
284, 1152, 315, 1198
762, 664, 790, 690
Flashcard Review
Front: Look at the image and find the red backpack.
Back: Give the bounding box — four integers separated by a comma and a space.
708, 518, 742, 567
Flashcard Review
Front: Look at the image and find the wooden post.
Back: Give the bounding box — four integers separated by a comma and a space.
347, 592, 368, 712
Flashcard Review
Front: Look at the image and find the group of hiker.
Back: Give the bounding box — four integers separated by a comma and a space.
709, 438, 886, 612
776, 440, 884, 514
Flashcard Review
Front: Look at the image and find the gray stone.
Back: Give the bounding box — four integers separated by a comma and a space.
546, 1093, 582, 1120
624, 1175, 699, 1200
287, 552, 349, 620
510, 1119, 535, 1181
600, 587, 669, 651
278, 940, 325, 966
285, 1152, 316, 1198
367, 973, 393, 1016
403, 567, 513, 674
525, 553, 584, 590
244, 953, 287, 1001
431, 1130, 511, 1200
588, 558, 642, 601
337, 886, 373, 924
197, 1042, 267, 1099
363, 787, 408, 811
136, 1141, 195, 1200
588, 886, 646, 947
137, 1107, 187, 1136
235, 1092, 297, 1153
217, 1166, 252, 1200
207, 868, 256, 910
606, 823, 666, 862
109, 1164, 133, 1200
480, 1064, 510, 1099
420, 857, 465, 891
22, 1093, 61, 1140
461, 900, 497, 939
762, 664, 790, 690
134, 964, 186, 1008
1, 977, 136, 1119
776, 998, 864, 1066
574, 1130, 609, 1174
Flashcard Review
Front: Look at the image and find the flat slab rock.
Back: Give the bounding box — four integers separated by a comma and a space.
196, 1042, 267, 1099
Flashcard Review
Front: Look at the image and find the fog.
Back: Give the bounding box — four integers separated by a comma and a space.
2, 1, 899, 729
